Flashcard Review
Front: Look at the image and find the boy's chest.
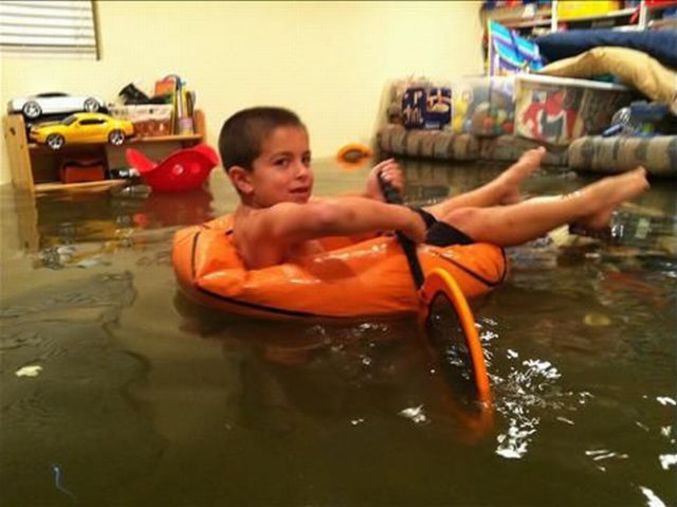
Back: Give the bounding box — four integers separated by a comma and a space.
287, 239, 326, 260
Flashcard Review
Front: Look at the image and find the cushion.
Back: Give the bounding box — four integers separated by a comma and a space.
535, 29, 677, 68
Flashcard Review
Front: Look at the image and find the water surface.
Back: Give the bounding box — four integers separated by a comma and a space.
1, 160, 675, 506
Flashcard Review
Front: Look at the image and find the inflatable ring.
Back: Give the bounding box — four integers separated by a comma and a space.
336, 142, 374, 169
172, 215, 508, 321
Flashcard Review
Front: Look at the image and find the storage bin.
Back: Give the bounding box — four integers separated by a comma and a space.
109, 104, 174, 137
452, 76, 515, 137
514, 74, 632, 146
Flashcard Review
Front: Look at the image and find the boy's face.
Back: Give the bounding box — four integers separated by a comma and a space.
241, 125, 313, 208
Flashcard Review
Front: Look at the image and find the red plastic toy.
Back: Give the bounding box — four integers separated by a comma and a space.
126, 144, 219, 192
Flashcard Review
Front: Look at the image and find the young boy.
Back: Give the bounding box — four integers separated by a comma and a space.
218, 106, 649, 270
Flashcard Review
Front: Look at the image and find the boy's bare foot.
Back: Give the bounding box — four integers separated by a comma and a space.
498, 147, 546, 205
574, 167, 650, 231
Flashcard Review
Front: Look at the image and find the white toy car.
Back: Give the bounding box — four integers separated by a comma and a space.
7, 92, 105, 120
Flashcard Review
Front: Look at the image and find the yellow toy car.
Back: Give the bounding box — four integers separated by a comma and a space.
29, 112, 135, 150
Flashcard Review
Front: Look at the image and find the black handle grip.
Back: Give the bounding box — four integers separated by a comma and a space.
378, 173, 404, 205
377, 172, 425, 289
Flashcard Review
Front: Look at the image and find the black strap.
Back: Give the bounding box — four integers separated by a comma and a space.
378, 173, 425, 290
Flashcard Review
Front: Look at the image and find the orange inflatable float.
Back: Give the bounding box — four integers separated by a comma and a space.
172, 214, 508, 320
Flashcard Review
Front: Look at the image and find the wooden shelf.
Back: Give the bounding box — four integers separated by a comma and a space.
3, 109, 206, 193
27, 133, 204, 151
484, 1, 672, 33
129, 133, 203, 143
34, 179, 128, 193
503, 17, 552, 29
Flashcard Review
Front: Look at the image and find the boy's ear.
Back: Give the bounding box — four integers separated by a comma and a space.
227, 166, 254, 195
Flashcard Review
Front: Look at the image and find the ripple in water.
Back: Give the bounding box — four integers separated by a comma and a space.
490, 352, 590, 460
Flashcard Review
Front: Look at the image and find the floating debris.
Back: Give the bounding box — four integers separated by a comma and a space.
585, 449, 629, 469
639, 486, 666, 507
52, 464, 77, 501
659, 454, 677, 470
76, 257, 111, 269
656, 397, 676, 407
635, 421, 650, 432
556, 416, 574, 425
15, 365, 42, 377
399, 405, 427, 424
583, 312, 612, 327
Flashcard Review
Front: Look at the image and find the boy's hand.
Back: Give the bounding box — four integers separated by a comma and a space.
365, 159, 404, 201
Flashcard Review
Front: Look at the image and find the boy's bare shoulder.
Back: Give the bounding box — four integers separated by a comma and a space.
233, 201, 326, 268
234, 201, 317, 239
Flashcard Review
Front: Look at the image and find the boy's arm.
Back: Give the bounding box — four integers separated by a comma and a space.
319, 159, 403, 243
257, 197, 427, 246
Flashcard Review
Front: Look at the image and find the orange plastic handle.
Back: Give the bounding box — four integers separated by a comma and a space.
420, 268, 492, 404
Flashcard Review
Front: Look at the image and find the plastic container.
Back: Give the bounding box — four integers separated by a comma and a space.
452, 76, 515, 137
514, 74, 632, 146
109, 104, 174, 137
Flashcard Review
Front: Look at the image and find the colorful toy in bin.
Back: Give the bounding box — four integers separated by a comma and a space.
402, 87, 426, 128
425, 87, 452, 129
402, 86, 452, 129
453, 77, 514, 137
603, 101, 671, 137
126, 144, 219, 192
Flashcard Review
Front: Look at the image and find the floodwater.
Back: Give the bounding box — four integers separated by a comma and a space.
1, 159, 675, 506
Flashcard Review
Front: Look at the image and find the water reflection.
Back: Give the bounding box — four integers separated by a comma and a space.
36, 185, 215, 246
175, 293, 495, 442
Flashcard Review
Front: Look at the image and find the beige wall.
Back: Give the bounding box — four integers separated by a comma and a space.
0, 0, 482, 185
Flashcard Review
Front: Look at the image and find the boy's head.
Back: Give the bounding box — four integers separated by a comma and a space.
218, 107, 305, 173
219, 107, 313, 207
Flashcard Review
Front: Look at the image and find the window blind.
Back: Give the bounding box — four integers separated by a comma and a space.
0, 0, 99, 59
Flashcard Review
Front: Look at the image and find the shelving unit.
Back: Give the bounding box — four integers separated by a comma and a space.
481, 0, 677, 36
2, 109, 206, 193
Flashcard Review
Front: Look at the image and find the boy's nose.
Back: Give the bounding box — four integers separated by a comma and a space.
294, 161, 310, 179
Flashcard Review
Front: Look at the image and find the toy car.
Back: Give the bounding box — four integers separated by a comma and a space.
29, 112, 135, 150
8, 92, 105, 120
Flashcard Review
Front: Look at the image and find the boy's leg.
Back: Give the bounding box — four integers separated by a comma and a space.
423, 147, 546, 218
438, 168, 649, 247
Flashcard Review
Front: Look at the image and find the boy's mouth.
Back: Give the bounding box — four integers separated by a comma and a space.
289, 187, 310, 196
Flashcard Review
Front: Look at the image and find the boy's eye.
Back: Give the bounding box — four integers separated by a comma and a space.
274, 158, 290, 168
302, 155, 311, 167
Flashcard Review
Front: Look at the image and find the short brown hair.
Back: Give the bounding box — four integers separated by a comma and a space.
218, 107, 305, 172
